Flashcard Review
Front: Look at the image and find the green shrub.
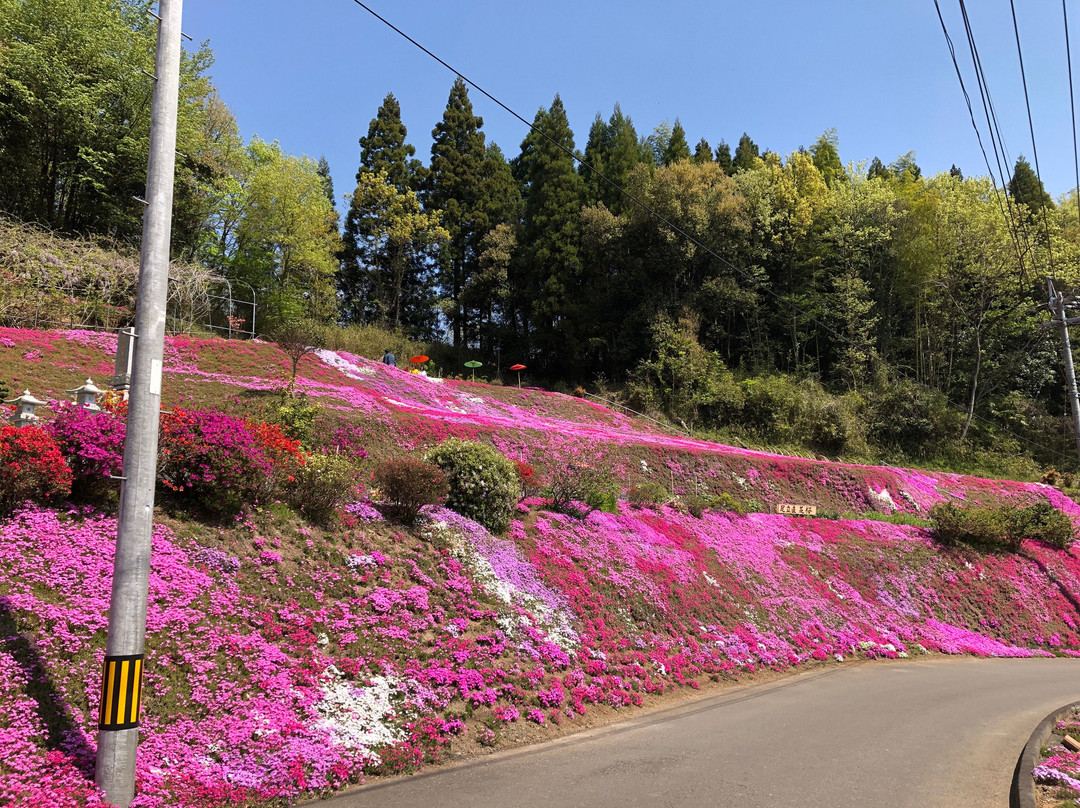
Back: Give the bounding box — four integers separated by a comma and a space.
710, 492, 746, 515
545, 463, 618, 517
739, 375, 866, 456
627, 482, 669, 508
1014, 501, 1076, 549
865, 380, 960, 456
929, 501, 1075, 552
625, 312, 744, 432
682, 494, 710, 518
287, 453, 358, 526
425, 439, 520, 532
263, 390, 320, 445
373, 457, 448, 525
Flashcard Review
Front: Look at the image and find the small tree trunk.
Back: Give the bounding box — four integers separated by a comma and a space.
960, 328, 982, 442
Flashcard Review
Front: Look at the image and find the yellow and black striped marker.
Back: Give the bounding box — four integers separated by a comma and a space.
98, 654, 143, 731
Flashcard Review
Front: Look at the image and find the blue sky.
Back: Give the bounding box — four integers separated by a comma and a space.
183, 1, 1080, 203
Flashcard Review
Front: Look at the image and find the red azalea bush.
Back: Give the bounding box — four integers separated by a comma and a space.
0, 424, 72, 513
514, 459, 539, 499
159, 407, 273, 515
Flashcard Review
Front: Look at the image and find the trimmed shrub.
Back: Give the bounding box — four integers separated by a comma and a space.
373, 457, 448, 525
0, 424, 72, 513
930, 501, 1075, 552
425, 439, 520, 532
158, 408, 272, 516
288, 452, 358, 526
45, 403, 125, 500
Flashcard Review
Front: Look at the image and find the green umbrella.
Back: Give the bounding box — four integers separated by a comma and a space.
464, 360, 482, 380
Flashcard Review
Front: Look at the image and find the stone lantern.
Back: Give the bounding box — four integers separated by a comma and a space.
4, 389, 47, 428
67, 378, 103, 412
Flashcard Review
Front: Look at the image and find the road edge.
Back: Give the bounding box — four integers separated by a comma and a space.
1012, 699, 1080, 808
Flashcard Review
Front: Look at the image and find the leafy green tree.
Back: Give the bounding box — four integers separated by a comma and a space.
341, 170, 447, 336
810, 129, 843, 187
715, 140, 734, 174
921, 174, 1036, 440
0, 0, 219, 242
341, 94, 428, 325
627, 311, 743, 433
889, 151, 922, 182
426, 78, 488, 347
464, 222, 516, 353
732, 132, 761, 172
1008, 155, 1053, 214
663, 119, 692, 165
692, 138, 714, 164
231, 139, 341, 328
646, 120, 673, 167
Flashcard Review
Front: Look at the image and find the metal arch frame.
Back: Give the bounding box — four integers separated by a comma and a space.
203, 277, 256, 339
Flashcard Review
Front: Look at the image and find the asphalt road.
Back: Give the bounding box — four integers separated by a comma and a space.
323, 657, 1080, 808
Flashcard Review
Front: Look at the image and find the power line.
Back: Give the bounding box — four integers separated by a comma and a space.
934, 0, 1028, 276
348, 0, 1067, 464
1009, 0, 1058, 275
1064, 0, 1080, 233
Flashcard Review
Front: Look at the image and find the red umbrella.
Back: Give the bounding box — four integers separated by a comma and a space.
509, 363, 526, 387
409, 355, 429, 364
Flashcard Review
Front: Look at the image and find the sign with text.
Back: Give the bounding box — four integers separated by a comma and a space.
777, 503, 817, 516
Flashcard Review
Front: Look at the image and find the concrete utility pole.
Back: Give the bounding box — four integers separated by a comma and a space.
94, 1, 183, 805
1045, 278, 1080, 463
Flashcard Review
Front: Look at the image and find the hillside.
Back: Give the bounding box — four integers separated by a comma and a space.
2, 326, 1080, 807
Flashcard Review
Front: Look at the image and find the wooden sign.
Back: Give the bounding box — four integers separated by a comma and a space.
777, 503, 817, 516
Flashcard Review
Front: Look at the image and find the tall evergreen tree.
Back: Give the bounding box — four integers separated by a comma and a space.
316, 156, 336, 209
580, 113, 610, 207
692, 138, 714, 164
663, 119, 692, 165
1008, 155, 1053, 214
355, 93, 424, 193
715, 140, 734, 174
426, 78, 488, 347
732, 132, 760, 172
512, 95, 586, 370
949, 164, 964, 181
604, 105, 646, 214
867, 156, 890, 181
340, 94, 432, 328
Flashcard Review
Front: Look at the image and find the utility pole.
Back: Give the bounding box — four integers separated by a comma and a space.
1044, 278, 1080, 463
94, 1, 183, 805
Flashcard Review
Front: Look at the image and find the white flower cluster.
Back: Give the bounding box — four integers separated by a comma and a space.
425, 520, 579, 654
315, 666, 406, 762
313, 348, 375, 378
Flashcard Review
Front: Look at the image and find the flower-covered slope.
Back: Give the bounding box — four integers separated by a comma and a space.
3, 326, 1075, 516
2, 326, 1080, 807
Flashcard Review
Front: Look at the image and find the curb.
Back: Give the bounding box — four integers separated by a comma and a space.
1012, 700, 1080, 808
